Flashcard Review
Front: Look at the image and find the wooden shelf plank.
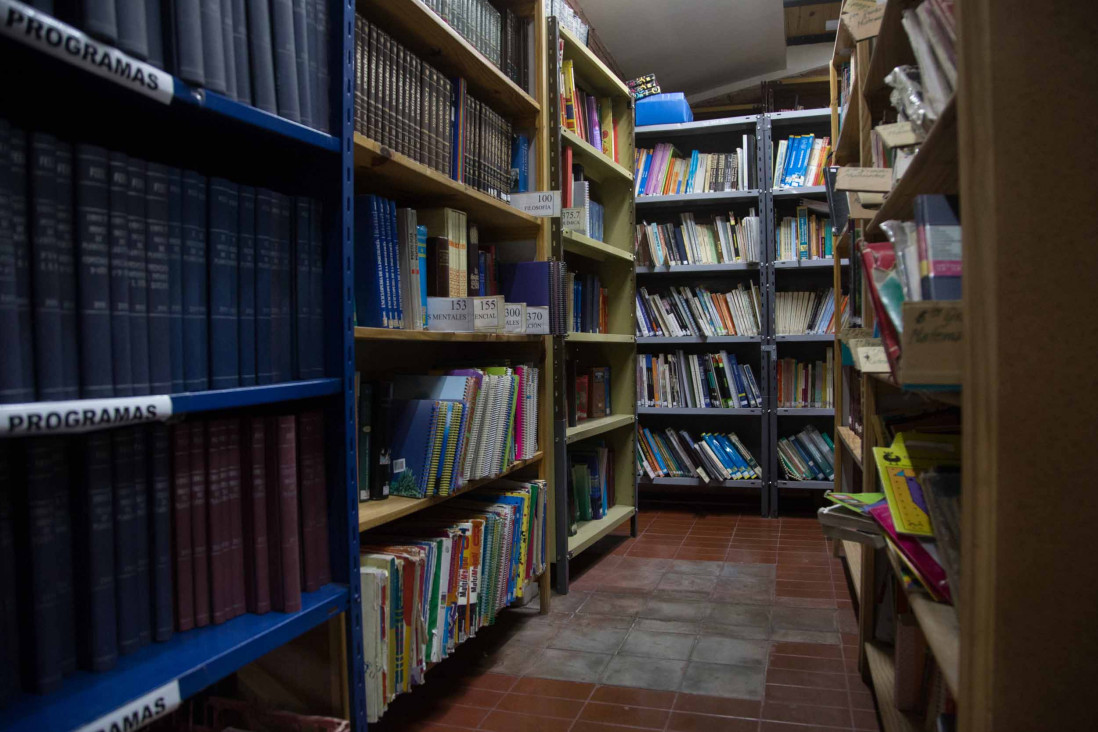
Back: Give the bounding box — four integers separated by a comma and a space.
358, 452, 544, 531
566, 414, 636, 444
562, 129, 633, 184
635, 190, 758, 207
909, 593, 960, 697
842, 540, 863, 603
354, 327, 544, 343
862, 0, 920, 99
363, 0, 539, 120
563, 230, 634, 262
565, 332, 634, 343
865, 642, 924, 732
353, 134, 539, 233
559, 25, 630, 98
568, 504, 636, 558
838, 426, 864, 468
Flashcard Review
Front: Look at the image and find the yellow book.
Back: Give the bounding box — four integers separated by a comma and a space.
425, 402, 448, 496
599, 97, 615, 158
873, 432, 960, 536
438, 402, 464, 496
561, 60, 578, 132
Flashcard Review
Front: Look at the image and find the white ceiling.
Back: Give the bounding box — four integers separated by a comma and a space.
571, 0, 788, 97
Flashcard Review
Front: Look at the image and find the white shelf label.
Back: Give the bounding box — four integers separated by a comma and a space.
561, 207, 587, 235
509, 191, 561, 217
0, 395, 172, 436
74, 680, 181, 732
525, 306, 551, 335
504, 303, 526, 333
427, 297, 474, 332
472, 295, 504, 332
0, 0, 174, 105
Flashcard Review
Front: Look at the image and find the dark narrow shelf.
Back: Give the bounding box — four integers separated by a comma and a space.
637, 407, 762, 416
777, 407, 835, 416
773, 259, 849, 269
774, 479, 834, 490
636, 262, 759, 274
774, 334, 835, 342
0, 585, 349, 732
640, 477, 764, 489
635, 190, 760, 207
636, 335, 762, 345
772, 185, 828, 198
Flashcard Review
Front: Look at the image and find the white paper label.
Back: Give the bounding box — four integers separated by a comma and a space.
504, 303, 526, 333
0, 0, 174, 105
392, 458, 406, 473
561, 207, 586, 235
74, 680, 181, 732
525, 306, 551, 335
427, 297, 474, 331
509, 191, 561, 217
859, 346, 891, 373
0, 395, 173, 436
472, 296, 503, 332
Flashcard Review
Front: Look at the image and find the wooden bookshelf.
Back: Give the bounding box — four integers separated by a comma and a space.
865, 643, 924, 732
841, 540, 863, 602
354, 327, 543, 343
837, 426, 863, 468
561, 128, 633, 183
568, 504, 636, 558
565, 414, 635, 444
564, 332, 633, 343
563, 229, 634, 262
558, 24, 629, 98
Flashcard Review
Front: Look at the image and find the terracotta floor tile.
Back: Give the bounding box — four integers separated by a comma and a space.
478, 710, 573, 732
765, 668, 848, 690
762, 701, 852, 727
589, 685, 677, 709
462, 674, 520, 692
579, 702, 671, 729
672, 693, 762, 718
509, 677, 595, 700
422, 705, 491, 728
571, 722, 652, 732
493, 693, 583, 719
666, 711, 760, 732
853, 707, 882, 729
763, 683, 849, 708
771, 642, 843, 659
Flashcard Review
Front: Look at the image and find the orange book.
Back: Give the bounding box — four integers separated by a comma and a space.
599, 288, 608, 332
712, 293, 736, 334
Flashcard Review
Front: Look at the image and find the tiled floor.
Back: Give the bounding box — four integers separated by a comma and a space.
369, 505, 880, 732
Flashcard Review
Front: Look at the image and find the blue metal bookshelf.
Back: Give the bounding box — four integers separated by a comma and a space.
0, 0, 364, 729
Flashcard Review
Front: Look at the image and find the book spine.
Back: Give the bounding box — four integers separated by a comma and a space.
131, 428, 152, 646
271, 0, 301, 121
220, 0, 238, 99
238, 186, 257, 385
199, 0, 228, 93
297, 412, 319, 592
145, 0, 164, 68
126, 159, 150, 396
173, 0, 206, 86
275, 193, 294, 381
167, 168, 185, 393
246, 0, 279, 113
294, 197, 310, 378
243, 418, 271, 613
189, 421, 210, 627
276, 415, 302, 611
0, 444, 15, 702
111, 428, 141, 652
0, 122, 35, 403
226, 420, 246, 618
231, 0, 252, 104
146, 163, 172, 394
70, 432, 116, 671
54, 143, 80, 399
148, 424, 174, 641
182, 170, 208, 391
116, 0, 149, 60
207, 420, 230, 624
264, 416, 284, 608
208, 178, 240, 389
81, 0, 118, 43
308, 199, 324, 377
171, 424, 195, 632
73, 144, 113, 398
30, 133, 64, 401
291, 0, 313, 129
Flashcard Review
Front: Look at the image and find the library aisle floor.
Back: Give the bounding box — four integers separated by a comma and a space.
368, 505, 878, 732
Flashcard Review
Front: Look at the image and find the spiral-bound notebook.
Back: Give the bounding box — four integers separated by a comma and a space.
388, 399, 439, 498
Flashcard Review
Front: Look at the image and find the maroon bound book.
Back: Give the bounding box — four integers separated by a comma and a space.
242, 418, 271, 614
297, 411, 322, 593
171, 425, 194, 632
226, 419, 246, 618
313, 416, 330, 586
189, 422, 210, 628
266, 415, 302, 613
207, 420, 230, 625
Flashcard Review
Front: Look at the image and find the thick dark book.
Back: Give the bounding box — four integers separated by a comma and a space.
199, 0, 228, 93
126, 159, 151, 395
226, 420, 246, 618
206, 419, 231, 624
266, 415, 302, 612
296, 411, 321, 592
172, 0, 206, 86
220, 0, 238, 101
171, 424, 195, 632
304, 0, 320, 129
108, 153, 133, 395
50, 450, 77, 676
54, 142, 80, 399
231, 0, 252, 104
246, 0, 278, 114
81, 0, 118, 43
15, 438, 66, 693
148, 424, 174, 641
254, 189, 276, 384
307, 199, 324, 378
368, 380, 392, 501
0, 444, 20, 702
270, 0, 301, 122
290, 0, 312, 129
146, 163, 172, 394
426, 236, 449, 297
30, 133, 64, 401
167, 168, 185, 393
314, 0, 330, 133
145, 0, 165, 68
182, 170, 208, 391
189, 422, 211, 627
272, 193, 293, 382
110, 429, 140, 654
0, 122, 35, 403
241, 418, 271, 613
208, 178, 240, 390
238, 186, 257, 385
116, 0, 149, 60
293, 197, 310, 379
74, 144, 114, 398
131, 428, 152, 646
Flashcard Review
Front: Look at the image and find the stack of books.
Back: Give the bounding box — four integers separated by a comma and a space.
566, 366, 612, 426
0, 122, 325, 404
773, 134, 831, 188
31, 0, 332, 130
774, 288, 839, 335
559, 57, 618, 163
777, 355, 834, 409
2, 409, 329, 694
626, 73, 660, 100
358, 366, 541, 501
565, 273, 607, 334
421, 0, 531, 86
637, 425, 761, 483
360, 479, 547, 721
901, 0, 956, 121
777, 426, 835, 482
637, 351, 762, 409
636, 284, 762, 338
634, 142, 755, 196
777, 204, 833, 261
568, 443, 613, 527
636, 211, 761, 266
561, 158, 604, 241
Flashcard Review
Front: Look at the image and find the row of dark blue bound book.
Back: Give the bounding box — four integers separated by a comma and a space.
0, 408, 330, 704
0, 117, 326, 405
24, 0, 331, 132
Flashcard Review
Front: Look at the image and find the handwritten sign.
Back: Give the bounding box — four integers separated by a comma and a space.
510, 191, 561, 217
900, 301, 962, 384
875, 121, 924, 149
836, 166, 894, 193
842, 4, 885, 41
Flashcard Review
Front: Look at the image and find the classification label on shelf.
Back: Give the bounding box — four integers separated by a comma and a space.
525, 306, 551, 335
74, 680, 181, 732
0, 395, 173, 436
504, 303, 527, 333
509, 191, 561, 217
427, 297, 474, 332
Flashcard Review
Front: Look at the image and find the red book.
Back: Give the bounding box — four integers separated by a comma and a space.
266, 415, 302, 613
296, 411, 328, 593
226, 420, 246, 618
207, 420, 230, 625
242, 418, 271, 614
189, 422, 210, 628
562, 147, 573, 207
313, 418, 330, 587
171, 425, 194, 632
